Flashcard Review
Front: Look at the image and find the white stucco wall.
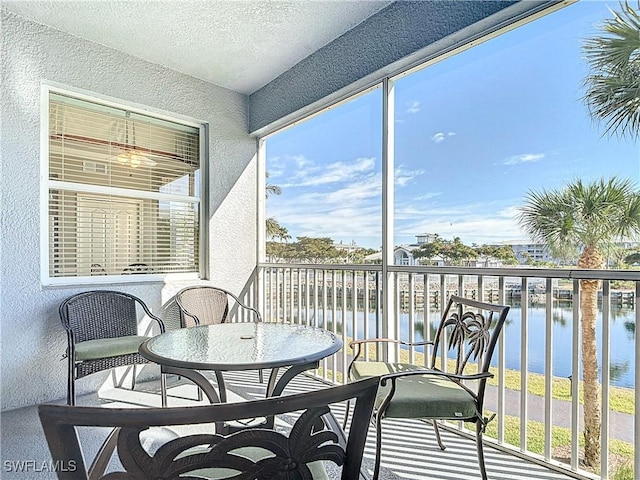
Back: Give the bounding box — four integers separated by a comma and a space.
0, 10, 257, 410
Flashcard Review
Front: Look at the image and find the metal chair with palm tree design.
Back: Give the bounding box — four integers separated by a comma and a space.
347, 295, 510, 480
39, 377, 379, 480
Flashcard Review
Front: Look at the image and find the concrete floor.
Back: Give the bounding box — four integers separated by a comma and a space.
1, 371, 579, 479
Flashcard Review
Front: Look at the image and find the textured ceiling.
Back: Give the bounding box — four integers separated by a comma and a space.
3, 0, 392, 95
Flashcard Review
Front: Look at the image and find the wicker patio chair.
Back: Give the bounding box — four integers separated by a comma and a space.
175, 285, 262, 327
59, 290, 165, 406
347, 295, 510, 480
39, 376, 379, 480
175, 285, 264, 401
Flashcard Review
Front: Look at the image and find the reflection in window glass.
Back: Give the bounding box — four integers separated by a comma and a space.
47, 91, 201, 280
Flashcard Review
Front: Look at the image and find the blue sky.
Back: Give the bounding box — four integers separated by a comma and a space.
266, 1, 639, 250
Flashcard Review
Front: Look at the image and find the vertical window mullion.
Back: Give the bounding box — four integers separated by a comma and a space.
382, 77, 396, 359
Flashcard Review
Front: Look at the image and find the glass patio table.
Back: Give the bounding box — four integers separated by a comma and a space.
139, 322, 343, 408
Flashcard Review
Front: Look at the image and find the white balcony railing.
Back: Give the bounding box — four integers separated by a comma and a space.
258, 263, 639, 480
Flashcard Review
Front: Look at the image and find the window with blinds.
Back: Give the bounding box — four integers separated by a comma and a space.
46, 92, 202, 281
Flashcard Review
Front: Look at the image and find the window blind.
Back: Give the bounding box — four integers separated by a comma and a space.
47, 93, 202, 279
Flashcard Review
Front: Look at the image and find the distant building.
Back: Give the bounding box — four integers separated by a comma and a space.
463, 256, 504, 268
364, 234, 445, 266
393, 244, 426, 266
333, 240, 365, 262
333, 240, 362, 255
364, 236, 639, 267
499, 240, 554, 265
415, 233, 438, 245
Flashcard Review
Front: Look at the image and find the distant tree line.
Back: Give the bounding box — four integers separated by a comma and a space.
266, 233, 522, 266
413, 234, 519, 266
266, 236, 377, 264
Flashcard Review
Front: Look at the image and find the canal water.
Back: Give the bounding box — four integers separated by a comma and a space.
311, 303, 636, 388
501, 304, 636, 389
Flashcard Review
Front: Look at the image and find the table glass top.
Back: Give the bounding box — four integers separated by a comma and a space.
142, 322, 342, 370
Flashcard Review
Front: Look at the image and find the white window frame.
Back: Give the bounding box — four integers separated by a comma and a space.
40, 83, 208, 286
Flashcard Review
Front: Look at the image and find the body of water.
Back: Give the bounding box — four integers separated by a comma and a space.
311, 303, 636, 388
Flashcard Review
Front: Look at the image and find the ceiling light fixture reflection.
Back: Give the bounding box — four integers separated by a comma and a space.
112, 113, 157, 168
115, 150, 157, 168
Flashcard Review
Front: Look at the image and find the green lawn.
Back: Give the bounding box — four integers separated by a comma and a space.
486, 365, 635, 415
482, 414, 634, 479
389, 347, 635, 415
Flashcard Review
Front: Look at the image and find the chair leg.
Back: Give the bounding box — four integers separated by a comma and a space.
475, 421, 489, 480
215, 371, 227, 403
432, 420, 446, 450
373, 414, 383, 480
160, 373, 167, 408
130, 365, 137, 390
68, 358, 76, 405
68, 375, 75, 406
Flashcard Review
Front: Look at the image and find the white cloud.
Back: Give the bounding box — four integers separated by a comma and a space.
406, 101, 420, 114
283, 157, 375, 187
269, 180, 382, 243
291, 154, 312, 168
414, 192, 442, 201
298, 174, 381, 205
395, 166, 425, 186
267, 166, 284, 178
432, 132, 446, 143
268, 152, 529, 247
269, 184, 528, 248
267, 154, 314, 179
267, 156, 385, 244
431, 131, 457, 143
503, 153, 545, 165
395, 201, 525, 245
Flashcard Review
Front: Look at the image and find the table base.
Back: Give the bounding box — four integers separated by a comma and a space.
160, 361, 321, 432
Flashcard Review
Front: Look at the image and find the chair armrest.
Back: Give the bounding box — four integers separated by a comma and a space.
137, 300, 165, 333
349, 338, 400, 348
348, 338, 434, 349
239, 304, 263, 323
381, 369, 493, 383
348, 338, 435, 365
215, 287, 263, 323
348, 338, 397, 365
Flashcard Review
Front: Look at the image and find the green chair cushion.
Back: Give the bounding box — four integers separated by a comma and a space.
350, 361, 477, 420
74, 336, 148, 361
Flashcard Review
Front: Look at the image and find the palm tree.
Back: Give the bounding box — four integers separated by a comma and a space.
518, 177, 640, 467
266, 217, 280, 239
266, 219, 290, 242
265, 171, 288, 240
582, 1, 640, 141
266, 171, 282, 198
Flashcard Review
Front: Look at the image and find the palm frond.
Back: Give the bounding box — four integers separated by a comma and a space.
518, 177, 640, 253
582, 1, 640, 141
